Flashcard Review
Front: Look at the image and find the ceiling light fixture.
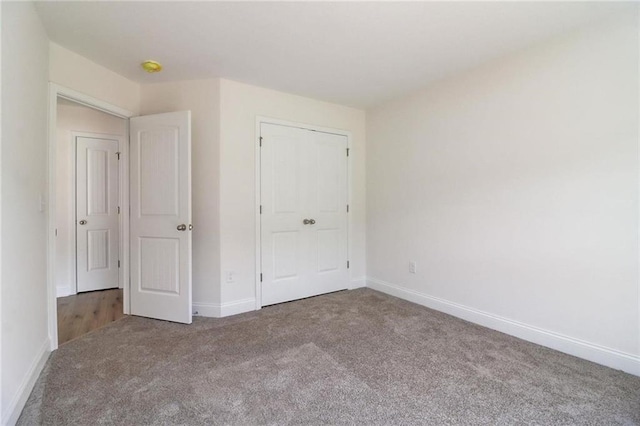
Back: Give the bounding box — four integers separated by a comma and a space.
141, 60, 163, 73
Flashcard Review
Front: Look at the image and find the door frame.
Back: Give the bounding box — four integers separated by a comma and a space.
70, 131, 126, 295
47, 83, 134, 350
254, 116, 352, 310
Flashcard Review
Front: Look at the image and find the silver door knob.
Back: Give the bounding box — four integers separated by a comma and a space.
177, 224, 187, 231
79, 220, 87, 225
303, 219, 311, 225
309, 219, 316, 225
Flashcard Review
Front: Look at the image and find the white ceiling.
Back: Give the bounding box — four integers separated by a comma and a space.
35, 1, 634, 108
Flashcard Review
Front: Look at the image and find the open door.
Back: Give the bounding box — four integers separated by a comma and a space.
130, 111, 192, 324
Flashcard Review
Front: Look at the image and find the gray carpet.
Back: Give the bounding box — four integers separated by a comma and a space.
18, 289, 640, 425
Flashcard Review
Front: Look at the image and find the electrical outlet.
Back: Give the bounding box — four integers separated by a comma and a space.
409, 261, 417, 274
225, 271, 236, 283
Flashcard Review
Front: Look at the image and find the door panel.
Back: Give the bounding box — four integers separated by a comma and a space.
139, 237, 180, 294
87, 230, 109, 270
273, 136, 302, 214
87, 149, 109, 215
76, 137, 120, 293
261, 123, 348, 306
316, 141, 341, 213
272, 231, 299, 280
140, 128, 179, 216
130, 111, 192, 324
316, 229, 340, 273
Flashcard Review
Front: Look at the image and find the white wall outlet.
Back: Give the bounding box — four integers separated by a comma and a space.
409, 261, 417, 274
225, 271, 236, 283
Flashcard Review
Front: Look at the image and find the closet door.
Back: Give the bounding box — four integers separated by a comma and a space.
260, 123, 348, 306
306, 130, 349, 298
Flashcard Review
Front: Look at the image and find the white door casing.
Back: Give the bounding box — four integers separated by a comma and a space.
76, 136, 120, 293
260, 123, 349, 306
130, 111, 192, 324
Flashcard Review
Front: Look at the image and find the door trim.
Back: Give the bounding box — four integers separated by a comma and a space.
254, 116, 352, 310
71, 132, 126, 295
47, 83, 134, 351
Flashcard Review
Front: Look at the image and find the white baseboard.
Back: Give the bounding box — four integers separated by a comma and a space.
2, 338, 50, 426
193, 298, 256, 318
192, 302, 219, 318
366, 277, 640, 377
349, 277, 367, 290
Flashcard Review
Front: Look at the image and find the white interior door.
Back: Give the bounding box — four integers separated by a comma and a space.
308, 130, 349, 296
130, 111, 192, 324
261, 123, 348, 306
76, 136, 120, 293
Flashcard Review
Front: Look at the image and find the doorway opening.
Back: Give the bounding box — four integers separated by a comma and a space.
54, 97, 128, 344
47, 85, 135, 350
47, 84, 194, 350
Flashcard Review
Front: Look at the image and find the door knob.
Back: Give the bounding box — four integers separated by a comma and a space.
177, 224, 187, 231
79, 220, 87, 225
303, 219, 311, 225
309, 219, 316, 225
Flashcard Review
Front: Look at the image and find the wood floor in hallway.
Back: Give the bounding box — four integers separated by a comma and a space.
57, 288, 126, 345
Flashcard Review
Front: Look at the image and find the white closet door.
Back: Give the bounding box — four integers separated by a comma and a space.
260, 123, 312, 306
130, 111, 192, 324
76, 136, 120, 293
307, 130, 349, 296
261, 123, 348, 306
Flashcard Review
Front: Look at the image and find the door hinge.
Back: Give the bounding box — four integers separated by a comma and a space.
260, 205, 262, 214
346, 148, 350, 157
118, 260, 121, 268
260, 273, 263, 282
55, 228, 58, 237
347, 204, 349, 213
116, 152, 121, 160
347, 261, 350, 269
259, 136, 263, 147
117, 206, 120, 214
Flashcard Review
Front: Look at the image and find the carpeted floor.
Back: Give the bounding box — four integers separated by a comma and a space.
18, 289, 640, 425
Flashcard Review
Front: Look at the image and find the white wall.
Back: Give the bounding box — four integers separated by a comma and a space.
1, 2, 51, 424
219, 79, 367, 309
49, 43, 140, 114
139, 78, 367, 316
366, 16, 640, 373
140, 79, 221, 309
55, 101, 127, 298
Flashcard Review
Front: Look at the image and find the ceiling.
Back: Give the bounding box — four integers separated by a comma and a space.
35, 1, 634, 108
